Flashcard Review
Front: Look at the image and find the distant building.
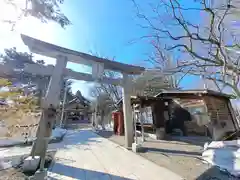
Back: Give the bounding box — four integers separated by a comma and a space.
60, 92, 91, 126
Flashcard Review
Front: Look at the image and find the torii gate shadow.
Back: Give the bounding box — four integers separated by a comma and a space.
48, 162, 134, 180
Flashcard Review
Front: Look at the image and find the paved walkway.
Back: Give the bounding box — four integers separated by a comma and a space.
47, 129, 183, 180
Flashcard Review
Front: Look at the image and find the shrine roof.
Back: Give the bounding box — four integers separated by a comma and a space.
21, 34, 145, 75
155, 89, 233, 99
116, 89, 233, 107
116, 95, 171, 106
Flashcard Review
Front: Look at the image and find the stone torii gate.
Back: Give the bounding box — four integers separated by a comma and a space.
20, 34, 145, 156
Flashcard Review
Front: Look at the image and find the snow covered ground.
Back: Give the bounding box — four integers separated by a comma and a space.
202, 140, 240, 177
0, 128, 183, 180
0, 127, 67, 148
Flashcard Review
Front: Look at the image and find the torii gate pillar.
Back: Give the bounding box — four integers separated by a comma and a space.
30, 56, 67, 162
122, 73, 134, 148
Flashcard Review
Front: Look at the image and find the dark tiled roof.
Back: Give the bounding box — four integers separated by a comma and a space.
155, 89, 233, 99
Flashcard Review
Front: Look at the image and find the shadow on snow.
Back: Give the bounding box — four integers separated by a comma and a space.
48, 162, 133, 180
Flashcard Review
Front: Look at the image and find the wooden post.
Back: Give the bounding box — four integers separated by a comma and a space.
140, 105, 145, 142
133, 105, 138, 144
228, 101, 239, 130
122, 73, 134, 149
153, 101, 165, 140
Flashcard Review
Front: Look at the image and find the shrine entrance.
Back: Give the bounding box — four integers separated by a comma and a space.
20, 34, 145, 158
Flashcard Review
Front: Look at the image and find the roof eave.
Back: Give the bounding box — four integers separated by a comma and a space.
155, 89, 233, 99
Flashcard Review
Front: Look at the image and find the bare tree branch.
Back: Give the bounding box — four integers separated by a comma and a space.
132, 0, 240, 97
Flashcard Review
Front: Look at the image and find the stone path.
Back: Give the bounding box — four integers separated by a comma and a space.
47, 129, 183, 180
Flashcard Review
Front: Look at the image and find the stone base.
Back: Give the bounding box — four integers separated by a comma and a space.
29, 169, 47, 180
156, 128, 165, 140
132, 143, 144, 153
22, 156, 40, 172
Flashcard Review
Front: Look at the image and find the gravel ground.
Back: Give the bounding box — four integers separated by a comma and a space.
97, 130, 238, 180
0, 168, 26, 180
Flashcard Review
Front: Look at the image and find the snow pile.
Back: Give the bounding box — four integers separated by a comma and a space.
0, 139, 24, 147
0, 128, 67, 147
104, 123, 114, 131
0, 156, 21, 171
51, 127, 67, 141
0, 159, 12, 170
202, 140, 240, 177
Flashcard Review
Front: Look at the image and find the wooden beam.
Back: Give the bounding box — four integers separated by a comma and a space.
21, 34, 145, 75
65, 69, 122, 86
22, 64, 123, 86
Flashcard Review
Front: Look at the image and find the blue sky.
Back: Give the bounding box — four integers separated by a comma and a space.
54, 0, 157, 96
61, 0, 203, 93
0, 0, 204, 97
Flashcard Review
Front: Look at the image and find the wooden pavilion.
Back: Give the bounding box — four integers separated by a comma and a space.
117, 89, 238, 141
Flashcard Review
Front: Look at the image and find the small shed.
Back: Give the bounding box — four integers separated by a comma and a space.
116, 90, 238, 141
155, 89, 238, 140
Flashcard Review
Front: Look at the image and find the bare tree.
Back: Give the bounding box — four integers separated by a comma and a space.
59, 79, 74, 104
144, 39, 185, 89
89, 53, 122, 128
90, 89, 116, 129
90, 71, 122, 111
132, 0, 240, 97
88, 53, 122, 108
131, 69, 175, 96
